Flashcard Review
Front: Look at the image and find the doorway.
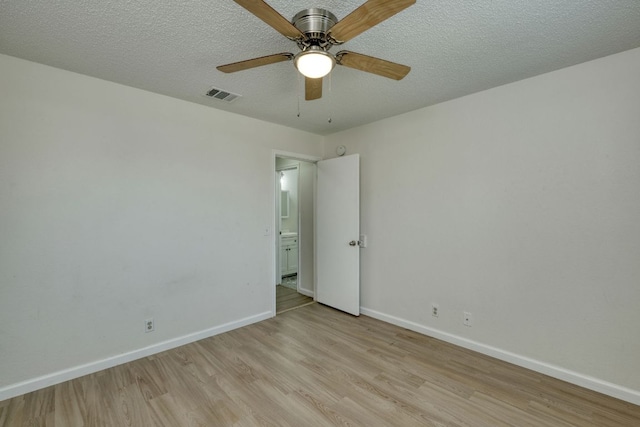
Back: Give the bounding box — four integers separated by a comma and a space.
275, 156, 317, 314
272, 151, 361, 317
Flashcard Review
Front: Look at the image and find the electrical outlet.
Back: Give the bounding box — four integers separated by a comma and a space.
463, 311, 472, 327
431, 303, 439, 317
145, 318, 155, 333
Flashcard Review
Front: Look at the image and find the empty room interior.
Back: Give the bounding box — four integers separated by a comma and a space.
1, 0, 640, 425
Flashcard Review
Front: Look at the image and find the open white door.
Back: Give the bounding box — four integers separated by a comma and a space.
316, 154, 360, 316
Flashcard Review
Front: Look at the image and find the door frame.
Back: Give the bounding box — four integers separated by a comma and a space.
271, 150, 322, 317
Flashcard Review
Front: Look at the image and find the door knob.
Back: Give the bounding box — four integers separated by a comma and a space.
349, 240, 357, 246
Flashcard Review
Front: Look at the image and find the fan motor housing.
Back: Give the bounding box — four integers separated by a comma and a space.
292, 8, 337, 47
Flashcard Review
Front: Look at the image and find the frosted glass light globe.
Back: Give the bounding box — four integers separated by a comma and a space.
295, 50, 335, 79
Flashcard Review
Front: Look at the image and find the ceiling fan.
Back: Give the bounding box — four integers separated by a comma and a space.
217, 0, 415, 101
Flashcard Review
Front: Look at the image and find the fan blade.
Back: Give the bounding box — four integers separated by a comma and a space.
233, 0, 305, 39
328, 0, 415, 43
336, 51, 410, 80
217, 53, 293, 73
305, 77, 323, 101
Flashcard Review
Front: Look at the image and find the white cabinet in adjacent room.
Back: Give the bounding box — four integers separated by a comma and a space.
281, 234, 298, 276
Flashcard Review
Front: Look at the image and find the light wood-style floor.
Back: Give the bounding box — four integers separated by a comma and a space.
1, 303, 639, 426
276, 284, 314, 314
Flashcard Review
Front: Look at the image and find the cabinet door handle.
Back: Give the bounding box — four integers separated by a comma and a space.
349, 240, 357, 246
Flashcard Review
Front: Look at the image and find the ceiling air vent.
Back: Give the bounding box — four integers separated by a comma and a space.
205, 87, 241, 103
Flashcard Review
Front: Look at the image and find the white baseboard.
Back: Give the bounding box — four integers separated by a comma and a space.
360, 307, 640, 406
298, 287, 314, 298
0, 311, 272, 402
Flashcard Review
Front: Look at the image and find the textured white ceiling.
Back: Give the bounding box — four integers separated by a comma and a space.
1, 1, 640, 135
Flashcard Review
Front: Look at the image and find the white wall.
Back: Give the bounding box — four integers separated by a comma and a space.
325, 48, 640, 402
0, 54, 323, 399
297, 161, 315, 296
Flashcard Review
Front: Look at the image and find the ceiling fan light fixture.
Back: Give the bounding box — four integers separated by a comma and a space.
217, 0, 416, 101
294, 48, 335, 79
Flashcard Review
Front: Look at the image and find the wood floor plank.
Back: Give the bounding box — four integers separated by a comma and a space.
2, 303, 639, 426
276, 285, 314, 314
